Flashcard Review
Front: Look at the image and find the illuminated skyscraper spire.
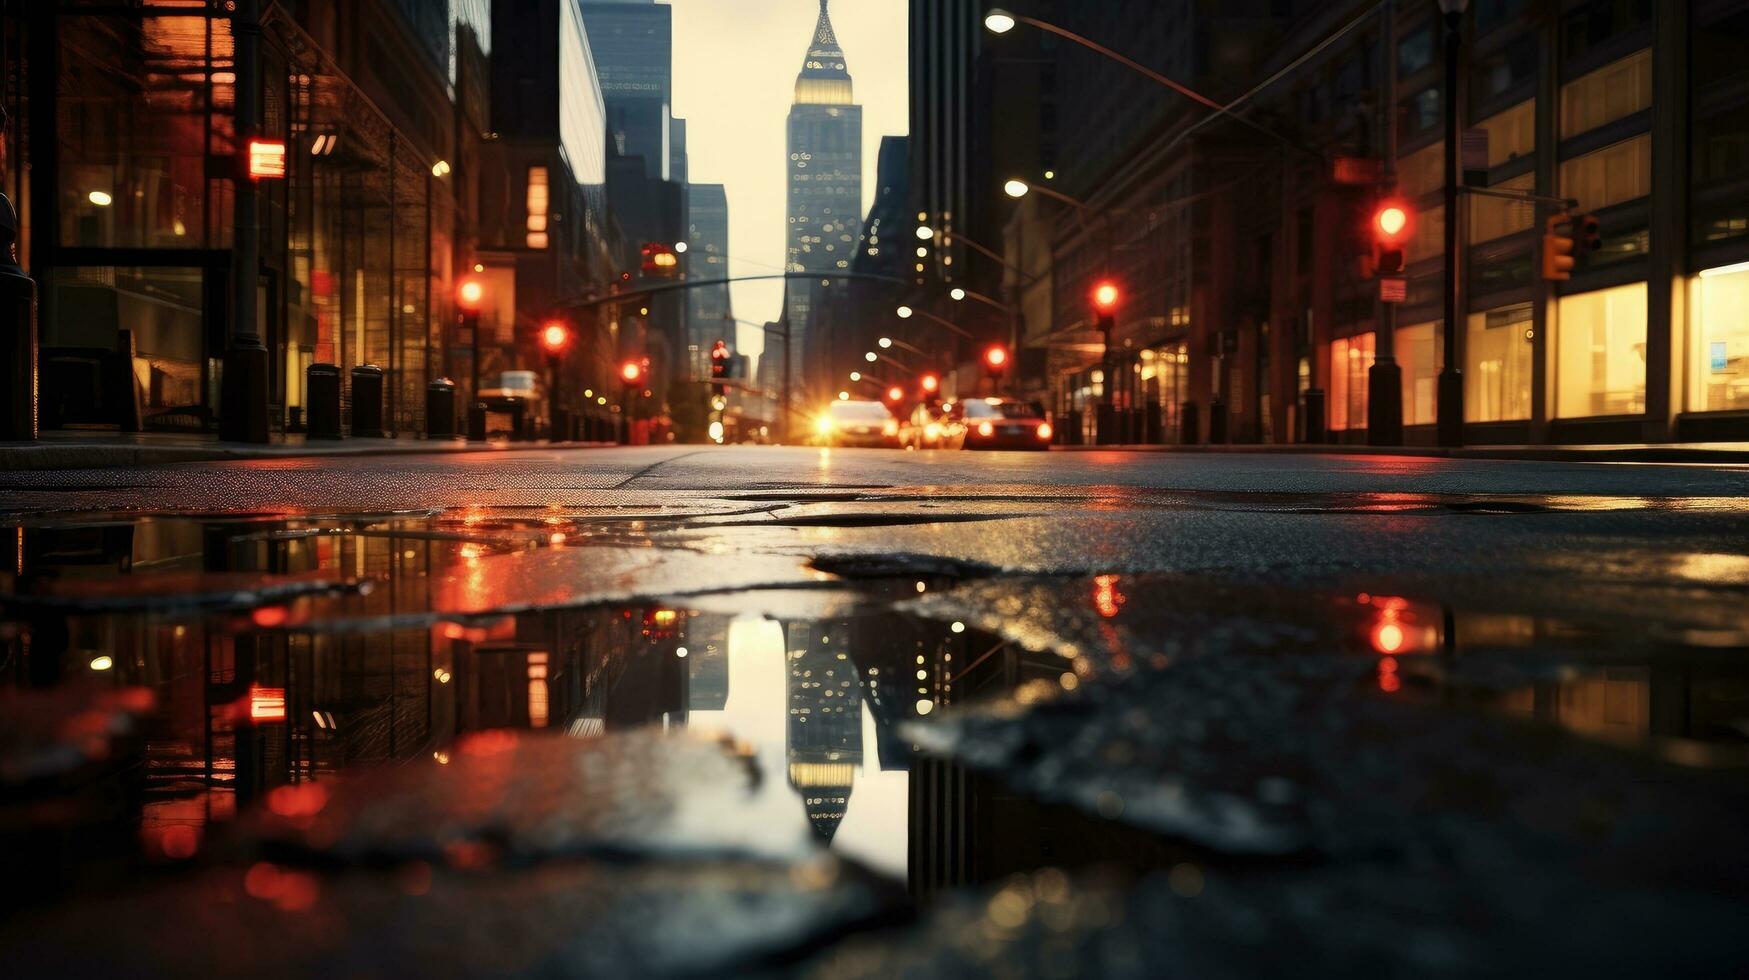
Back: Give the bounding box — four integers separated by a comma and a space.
795, 0, 854, 105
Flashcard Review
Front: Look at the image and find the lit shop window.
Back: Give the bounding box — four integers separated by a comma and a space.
1395, 321, 1441, 426
1329, 333, 1376, 430
1466, 303, 1534, 422
1688, 262, 1749, 413
1554, 281, 1647, 418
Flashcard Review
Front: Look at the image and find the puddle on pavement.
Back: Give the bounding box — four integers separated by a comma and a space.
3, 513, 1748, 910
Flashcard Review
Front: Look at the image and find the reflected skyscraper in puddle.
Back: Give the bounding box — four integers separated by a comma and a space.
785, 620, 863, 841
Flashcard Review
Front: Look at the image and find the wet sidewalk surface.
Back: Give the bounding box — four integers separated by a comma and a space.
3, 487, 1749, 976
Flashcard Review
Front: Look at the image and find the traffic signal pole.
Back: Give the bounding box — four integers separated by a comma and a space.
1435, 5, 1465, 447
1367, 0, 1404, 446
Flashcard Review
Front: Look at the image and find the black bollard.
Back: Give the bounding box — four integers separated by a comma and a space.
306, 363, 342, 439
467, 401, 487, 441
1180, 401, 1200, 445
350, 364, 385, 438
1303, 388, 1327, 444
1208, 398, 1228, 444
425, 378, 457, 438
0, 192, 35, 441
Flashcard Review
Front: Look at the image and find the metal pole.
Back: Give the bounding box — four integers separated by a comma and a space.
1368, 0, 1403, 445
782, 316, 793, 443
220, 0, 270, 443
1436, 8, 1465, 447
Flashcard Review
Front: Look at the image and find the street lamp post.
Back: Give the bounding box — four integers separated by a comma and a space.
1436, 0, 1468, 447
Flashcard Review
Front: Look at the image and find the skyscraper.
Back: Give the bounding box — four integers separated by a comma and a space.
784, 0, 862, 396
686, 184, 733, 366
580, 0, 674, 181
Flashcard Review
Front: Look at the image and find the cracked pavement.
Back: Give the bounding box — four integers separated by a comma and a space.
3, 445, 1748, 976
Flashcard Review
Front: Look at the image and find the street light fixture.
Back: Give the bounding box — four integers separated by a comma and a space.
1003, 179, 1030, 199
950, 288, 967, 301
865, 352, 878, 362
915, 225, 935, 241
896, 306, 914, 319
879, 337, 893, 349
984, 9, 1017, 34
850, 371, 862, 382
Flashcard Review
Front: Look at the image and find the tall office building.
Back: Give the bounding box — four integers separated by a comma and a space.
785, 620, 862, 841
784, 0, 862, 395
687, 184, 733, 358
580, 0, 674, 180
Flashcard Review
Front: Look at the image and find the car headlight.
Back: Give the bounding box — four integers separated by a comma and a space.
1036, 422, 1053, 440
883, 420, 900, 436
815, 417, 834, 436
978, 422, 995, 437
925, 423, 942, 439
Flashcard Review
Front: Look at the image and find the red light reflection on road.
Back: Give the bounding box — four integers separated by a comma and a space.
1093, 575, 1126, 619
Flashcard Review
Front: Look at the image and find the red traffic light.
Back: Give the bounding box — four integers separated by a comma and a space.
457, 279, 486, 311
620, 361, 645, 385
885, 385, 905, 403
920, 373, 940, 394
640, 242, 681, 278
1373, 200, 1412, 243
984, 345, 1009, 370
1091, 280, 1120, 312
540, 322, 569, 352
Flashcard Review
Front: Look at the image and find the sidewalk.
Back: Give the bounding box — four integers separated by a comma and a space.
0, 431, 622, 471
1052, 441, 1749, 464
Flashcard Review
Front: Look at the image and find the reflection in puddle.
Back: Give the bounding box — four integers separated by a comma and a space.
4, 515, 1748, 909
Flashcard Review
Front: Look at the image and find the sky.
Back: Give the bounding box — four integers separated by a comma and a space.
666, 0, 910, 363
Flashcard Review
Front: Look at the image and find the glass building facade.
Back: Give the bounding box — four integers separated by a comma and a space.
5, 2, 466, 435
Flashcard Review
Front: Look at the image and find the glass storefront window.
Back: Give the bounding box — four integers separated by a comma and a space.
1466, 303, 1533, 422
1554, 282, 1647, 418
1396, 321, 1441, 426
1688, 263, 1749, 413
1329, 333, 1376, 431
47, 266, 206, 428
1475, 100, 1536, 167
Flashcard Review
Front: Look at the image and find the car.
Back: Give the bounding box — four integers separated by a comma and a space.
899, 402, 965, 450
815, 399, 902, 448
958, 398, 1053, 450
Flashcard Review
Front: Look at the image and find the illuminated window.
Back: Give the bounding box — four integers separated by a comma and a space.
1559, 134, 1651, 211
1688, 263, 1749, 413
1476, 99, 1536, 167
525, 166, 549, 249
1466, 303, 1533, 422
1470, 173, 1537, 243
1405, 204, 1445, 264
1329, 333, 1376, 431
1396, 141, 1444, 198
1395, 321, 1441, 426
1559, 49, 1651, 138
1554, 281, 1647, 418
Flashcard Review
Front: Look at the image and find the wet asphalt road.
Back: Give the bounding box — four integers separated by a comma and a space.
4, 446, 1749, 976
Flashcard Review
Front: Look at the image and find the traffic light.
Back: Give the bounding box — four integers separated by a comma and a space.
709, 339, 730, 396
1370, 200, 1411, 277
1091, 280, 1120, 313
620, 360, 645, 387
1542, 214, 1575, 281
1574, 213, 1602, 256
920, 373, 940, 399
640, 242, 681, 278
885, 385, 905, 405
1091, 280, 1120, 358
984, 345, 1010, 374
457, 278, 486, 311
540, 321, 569, 354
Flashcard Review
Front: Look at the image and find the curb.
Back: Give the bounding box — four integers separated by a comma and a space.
1050, 443, 1749, 464
0, 440, 625, 472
